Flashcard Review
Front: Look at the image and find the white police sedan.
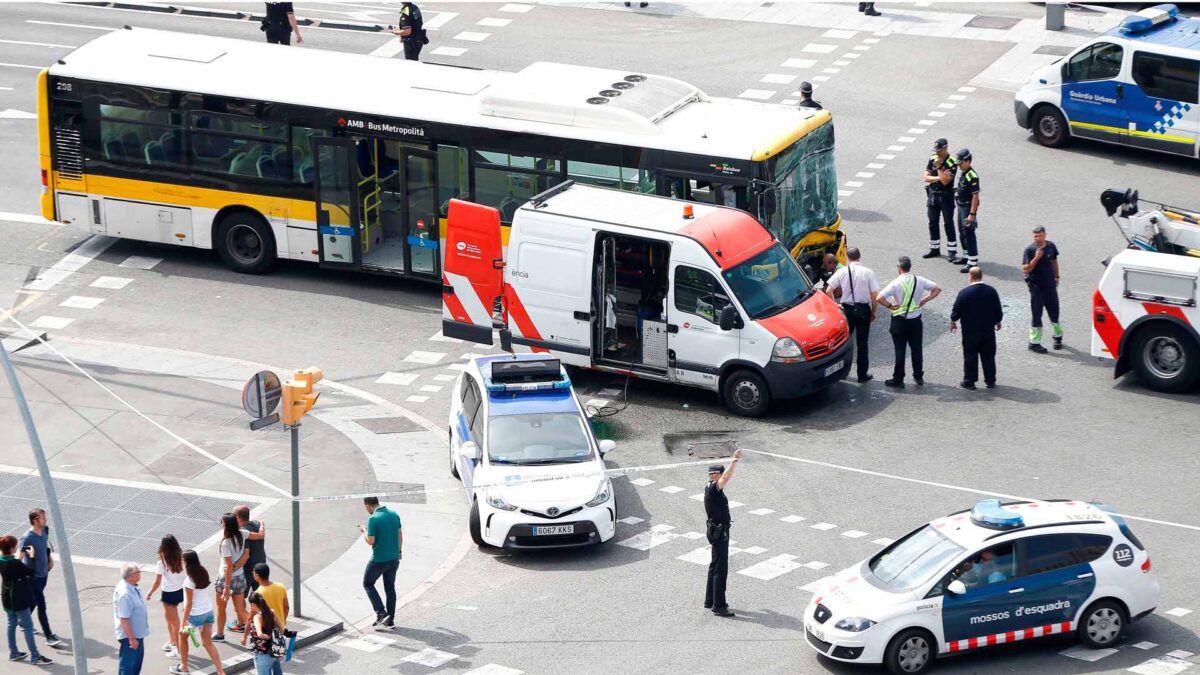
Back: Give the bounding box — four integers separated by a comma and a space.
803, 499, 1158, 674
448, 354, 617, 549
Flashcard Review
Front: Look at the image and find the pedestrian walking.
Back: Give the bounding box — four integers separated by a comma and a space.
114, 563, 150, 675
704, 449, 742, 618
1, 535, 51, 665
359, 497, 402, 629
248, 564, 288, 631
234, 506, 266, 592
878, 256, 942, 388
824, 247, 880, 383
1022, 226, 1062, 353
922, 138, 964, 265
954, 148, 981, 273
858, 2, 881, 16
797, 81, 823, 110
950, 267, 1004, 390
173, 550, 226, 675
244, 592, 284, 675
18, 508, 62, 648
146, 535, 185, 660
263, 2, 302, 45
213, 514, 249, 641
392, 2, 427, 62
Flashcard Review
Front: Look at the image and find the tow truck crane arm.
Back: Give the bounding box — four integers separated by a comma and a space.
1102, 188, 1200, 257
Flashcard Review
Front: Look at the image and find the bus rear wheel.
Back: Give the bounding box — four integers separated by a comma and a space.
216, 212, 275, 275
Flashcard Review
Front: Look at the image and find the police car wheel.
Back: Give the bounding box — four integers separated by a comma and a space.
722, 370, 771, 417
1031, 106, 1068, 148
1130, 323, 1200, 393
1079, 600, 1126, 648
448, 428, 460, 480
469, 500, 486, 547
216, 213, 275, 275
884, 628, 934, 674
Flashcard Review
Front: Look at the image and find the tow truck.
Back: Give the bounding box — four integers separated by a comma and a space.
1092, 188, 1200, 392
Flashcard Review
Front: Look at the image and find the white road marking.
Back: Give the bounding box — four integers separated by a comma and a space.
907, 128, 929, 134
801, 560, 829, 570
822, 68, 840, 74
0, 62, 45, 70
689, 493, 705, 501
843, 52, 861, 59
728, 501, 744, 509
867, 162, 886, 169
781, 58, 817, 69
428, 330, 462, 343
424, 11, 459, 30
460, 351, 489, 360
419, 384, 442, 393
821, 29, 857, 39
855, 172, 875, 178
597, 387, 623, 397
1167, 650, 1195, 659
369, 38, 404, 58
0, 38, 77, 49
404, 350, 446, 364
0, 109, 37, 119
834, 60, 850, 66
738, 554, 803, 580
1128, 657, 1193, 675
404, 395, 429, 403
0, 87, 12, 91
478, 17, 512, 27
22, 236, 115, 293
949, 94, 967, 101
812, 75, 830, 82
738, 89, 776, 100
761, 73, 796, 85
800, 577, 832, 593
877, 154, 896, 160
928, 111, 947, 117
939, 102, 958, 109
887, 145, 907, 151
400, 648, 457, 667
845, 181, 864, 188
660, 485, 684, 494
810, 522, 837, 531
90, 276, 133, 290
679, 531, 704, 540
617, 516, 643, 525
897, 136, 916, 143
453, 31, 491, 42
434, 374, 456, 382
30, 316, 73, 330
958, 86, 977, 93
60, 296, 105, 310
616, 524, 676, 551
781, 99, 798, 106
801, 43, 837, 54
629, 477, 655, 486
780, 515, 806, 523
837, 190, 854, 197
498, 3, 534, 12
864, 37, 881, 44
749, 508, 775, 516
456, 605, 478, 611
465, 665, 524, 675
337, 634, 394, 653
119, 255, 162, 270
1133, 642, 1159, 650
1165, 608, 1193, 617
446, 363, 467, 371
430, 46, 467, 57
0, 211, 56, 225
1061, 646, 1118, 662
918, 119, 937, 126
872, 537, 894, 546
377, 371, 418, 386
853, 45, 871, 51
841, 530, 868, 539
677, 545, 711, 565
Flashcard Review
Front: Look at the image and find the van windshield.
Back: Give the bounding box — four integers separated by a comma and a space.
722, 244, 814, 320
869, 525, 965, 592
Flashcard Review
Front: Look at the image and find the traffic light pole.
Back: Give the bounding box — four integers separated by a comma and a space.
290, 422, 302, 618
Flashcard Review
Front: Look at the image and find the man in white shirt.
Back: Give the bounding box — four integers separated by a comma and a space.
877, 256, 941, 388
824, 247, 879, 383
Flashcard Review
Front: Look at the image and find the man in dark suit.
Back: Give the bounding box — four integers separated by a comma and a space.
950, 267, 1003, 390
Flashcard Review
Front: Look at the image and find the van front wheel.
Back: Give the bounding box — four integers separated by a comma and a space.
722, 369, 771, 417
1032, 105, 1069, 148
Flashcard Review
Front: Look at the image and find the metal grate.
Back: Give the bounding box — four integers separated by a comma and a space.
53, 126, 84, 180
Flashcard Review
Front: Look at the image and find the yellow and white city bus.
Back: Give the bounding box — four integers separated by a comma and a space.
37, 27, 841, 281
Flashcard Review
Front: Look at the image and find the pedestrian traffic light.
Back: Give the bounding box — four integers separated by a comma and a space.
281, 367, 322, 426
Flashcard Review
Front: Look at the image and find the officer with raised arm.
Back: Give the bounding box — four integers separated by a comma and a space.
704, 449, 742, 618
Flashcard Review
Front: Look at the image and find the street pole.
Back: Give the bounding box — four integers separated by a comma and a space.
290, 422, 302, 618
0, 342, 88, 674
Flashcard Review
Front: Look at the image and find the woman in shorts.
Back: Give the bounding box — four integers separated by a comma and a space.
146, 534, 186, 660
171, 550, 225, 675
213, 513, 249, 641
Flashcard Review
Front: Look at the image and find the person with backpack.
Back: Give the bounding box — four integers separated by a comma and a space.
244, 592, 285, 675
1, 535, 51, 665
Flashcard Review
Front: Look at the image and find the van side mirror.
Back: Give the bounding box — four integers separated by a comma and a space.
459, 441, 481, 461
946, 580, 967, 596
598, 439, 616, 456
718, 305, 740, 331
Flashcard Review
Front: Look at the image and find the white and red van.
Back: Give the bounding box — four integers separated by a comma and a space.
441, 182, 851, 416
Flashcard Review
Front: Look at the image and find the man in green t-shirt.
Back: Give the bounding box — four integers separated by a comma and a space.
358, 497, 402, 628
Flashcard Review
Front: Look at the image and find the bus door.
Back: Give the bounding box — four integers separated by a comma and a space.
312, 137, 362, 270
401, 147, 440, 279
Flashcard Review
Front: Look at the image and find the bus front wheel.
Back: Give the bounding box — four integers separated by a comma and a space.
216, 212, 276, 275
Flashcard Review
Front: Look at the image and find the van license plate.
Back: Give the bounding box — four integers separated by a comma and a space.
824, 360, 844, 377
533, 525, 574, 536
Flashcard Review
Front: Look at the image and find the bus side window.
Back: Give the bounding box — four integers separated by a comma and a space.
438, 144, 468, 216
291, 126, 326, 184
97, 104, 184, 168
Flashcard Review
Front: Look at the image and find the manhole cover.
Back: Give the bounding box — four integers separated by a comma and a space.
355, 417, 423, 434
966, 15, 1021, 30
663, 432, 739, 459
78, 585, 113, 608
1034, 45, 1073, 56
363, 482, 427, 504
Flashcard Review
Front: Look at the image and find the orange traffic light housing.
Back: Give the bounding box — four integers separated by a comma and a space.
281, 367, 323, 426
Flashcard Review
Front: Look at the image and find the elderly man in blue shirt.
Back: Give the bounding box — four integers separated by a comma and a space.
114, 563, 150, 675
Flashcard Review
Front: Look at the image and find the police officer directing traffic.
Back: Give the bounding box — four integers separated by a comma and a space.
704, 449, 742, 618
922, 138, 963, 265
954, 149, 981, 273
393, 2, 427, 62
797, 81, 823, 110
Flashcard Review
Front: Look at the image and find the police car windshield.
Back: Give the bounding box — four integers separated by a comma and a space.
723, 244, 813, 319
487, 413, 595, 465
869, 525, 966, 592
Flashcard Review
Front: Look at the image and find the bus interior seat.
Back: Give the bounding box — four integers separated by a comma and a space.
103, 136, 125, 161
256, 155, 278, 179
229, 152, 255, 176
298, 161, 314, 184
499, 194, 520, 222
159, 133, 182, 163
144, 140, 166, 165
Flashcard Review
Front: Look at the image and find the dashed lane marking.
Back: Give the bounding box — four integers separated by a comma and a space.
738, 89, 775, 100
90, 276, 133, 290
939, 102, 958, 109
811, 75, 829, 82
428, 330, 462, 343
949, 94, 967, 101
21, 235, 115, 292
780, 515, 806, 523
749, 508, 775, 516
453, 31, 491, 42
887, 145, 907, 152
906, 128, 929, 134
434, 374, 456, 382
1165, 608, 1193, 617
801, 560, 830, 570
465, 666, 524, 675
876, 154, 895, 160
498, 3, 533, 12
118, 255, 161, 270
810, 522, 837, 531
1128, 656, 1192, 675
419, 385, 442, 393
337, 634, 395, 653
617, 516, 643, 525
616, 524, 677, 551
689, 493, 705, 501
1167, 650, 1195, 659
855, 171, 875, 178
629, 477, 655, 486
918, 119, 937, 126
477, 17, 512, 27
822, 67, 840, 74
845, 181, 864, 188
928, 111, 947, 118
1061, 646, 1117, 662
897, 136, 916, 143
1134, 642, 1159, 650
821, 29, 857, 39
780, 58, 816, 68
872, 537, 895, 546
738, 553, 803, 580
958, 86, 977, 93
660, 485, 684, 494
843, 52, 861, 59
728, 500, 745, 509
430, 46, 467, 57
841, 530, 868, 539
405, 395, 429, 403
400, 648, 457, 667
30, 316, 73, 330
404, 350, 446, 364
800, 43, 837, 54
60, 296, 105, 309
761, 73, 796, 85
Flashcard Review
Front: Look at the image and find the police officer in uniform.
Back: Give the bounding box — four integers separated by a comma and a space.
797, 81, 822, 110
922, 138, 964, 265
263, 2, 302, 45
393, 2, 426, 61
704, 449, 741, 618
954, 149, 981, 273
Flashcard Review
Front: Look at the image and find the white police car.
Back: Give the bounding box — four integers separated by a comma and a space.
803, 499, 1158, 674
447, 354, 618, 549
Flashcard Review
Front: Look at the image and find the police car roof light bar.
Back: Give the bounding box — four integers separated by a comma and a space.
488, 358, 567, 388
1120, 4, 1179, 33
970, 499, 1025, 530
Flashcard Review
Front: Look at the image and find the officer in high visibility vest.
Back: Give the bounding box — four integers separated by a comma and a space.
877, 256, 942, 388
922, 138, 964, 265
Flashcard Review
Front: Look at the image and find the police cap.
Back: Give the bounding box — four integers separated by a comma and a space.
707, 464, 725, 474
933, 138, 949, 151
799, 81, 814, 94
956, 148, 972, 161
